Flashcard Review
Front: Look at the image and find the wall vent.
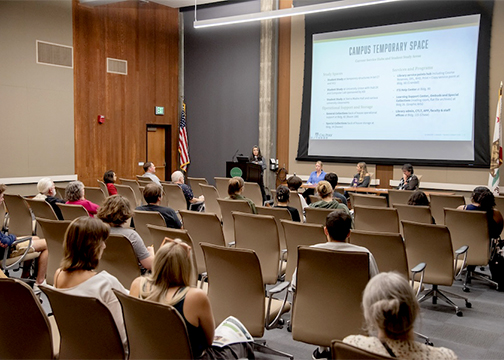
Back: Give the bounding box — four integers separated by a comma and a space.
36, 40, 73, 68
107, 58, 128, 75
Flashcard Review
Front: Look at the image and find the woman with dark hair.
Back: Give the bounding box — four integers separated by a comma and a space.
103, 170, 118, 196
53, 217, 128, 350
274, 185, 300, 222
130, 239, 255, 359
397, 164, 419, 190
225, 177, 257, 214
249, 146, 266, 202
343, 272, 457, 359
407, 191, 430, 206
458, 186, 504, 239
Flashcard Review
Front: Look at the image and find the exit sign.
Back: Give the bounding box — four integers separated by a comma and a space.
155, 106, 164, 115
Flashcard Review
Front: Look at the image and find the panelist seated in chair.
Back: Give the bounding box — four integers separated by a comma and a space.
33, 178, 65, 219
65, 181, 100, 217
343, 272, 458, 359
457, 186, 504, 240
130, 239, 255, 359
397, 164, 419, 190
98, 196, 154, 271
351, 162, 371, 188
135, 184, 182, 229
0, 184, 49, 286
53, 217, 129, 350
226, 177, 257, 214
171, 171, 204, 211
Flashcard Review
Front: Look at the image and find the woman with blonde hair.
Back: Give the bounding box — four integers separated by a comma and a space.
225, 176, 257, 214
343, 272, 457, 359
351, 162, 371, 188
309, 181, 351, 215
130, 240, 254, 359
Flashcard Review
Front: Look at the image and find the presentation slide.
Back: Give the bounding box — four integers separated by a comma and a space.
308, 15, 480, 161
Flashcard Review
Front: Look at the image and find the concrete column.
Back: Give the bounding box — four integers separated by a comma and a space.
259, 0, 278, 196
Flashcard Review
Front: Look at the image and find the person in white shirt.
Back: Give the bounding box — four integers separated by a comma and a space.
142, 161, 162, 186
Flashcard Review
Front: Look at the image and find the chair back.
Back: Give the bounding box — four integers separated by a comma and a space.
84, 186, 106, 206
199, 184, 222, 219
56, 203, 89, 220
233, 212, 281, 284
137, 179, 153, 187
201, 243, 266, 336
35, 218, 72, 285
147, 225, 199, 283
309, 195, 322, 204
331, 340, 394, 360
136, 175, 153, 182
271, 189, 278, 205
289, 190, 304, 217
3, 194, 33, 236
387, 189, 415, 207
96, 234, 141, 289
217, 198, 253, 245
305, 207, 334, 225
41, 286, 124, 359
429, 193, 465, 225
97, 180, 109, 196
113, 291, 193, 360
281, 220, 325, 282
350, 230, 408, 279
214, 176, 229, 198
257, 206, 292, 250
133, 210, 166, 245
0, 278, 55, 359
187, 177, 207, 197
162, 183, 187, 212
394, 204, 432, 234
402, 220, 454, 286
120, 178, 144, 206
292, 247, 369, 346
55, 186, 66, 199
115, 184, 138, 211
350, 193, 388, 207
0, 201, 6, 231
354, 205, 399, 233
25, 198, 58, 220
243, 182, 263, 206
445, 208, 491, 266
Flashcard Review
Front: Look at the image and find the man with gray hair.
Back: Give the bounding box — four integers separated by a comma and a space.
171, 170, 204, 210
33, 178, 65, 220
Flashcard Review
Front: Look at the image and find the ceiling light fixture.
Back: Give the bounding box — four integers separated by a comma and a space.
193, 0, 403, 29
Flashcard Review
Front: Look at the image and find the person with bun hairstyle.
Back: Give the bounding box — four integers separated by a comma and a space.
457, 186, 503, 240
309, 181, 351, 216
225, 177, 257, 214
274, 185, 300, 222
343, 272, 457, 359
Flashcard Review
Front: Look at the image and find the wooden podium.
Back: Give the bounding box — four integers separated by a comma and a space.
226, 161, 262, 183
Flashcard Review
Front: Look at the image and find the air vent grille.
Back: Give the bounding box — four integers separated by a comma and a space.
36, 40, 73, 68
107, 58, 128, 75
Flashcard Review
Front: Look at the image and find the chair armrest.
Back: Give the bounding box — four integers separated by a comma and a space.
227, 241, 235, 247
2, 236, 33, 272
199, 272, 208, 289
265, 281, 290, 330
411, 262, 426, 274
11, 236, 32, 246
454, 245, 469, 278
410, 262, 426, 297
455, 245, 469, 255
267, 281, 290, 295
281, 248, 287, 261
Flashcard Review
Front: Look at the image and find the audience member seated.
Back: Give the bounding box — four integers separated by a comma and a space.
287, 175, 308, 212
309, 181, 352, 217
292, 210, 378, 359
397, 164, 419, 190
324, 172, 347, 206
103, 170, 118, 196
130, 239, 255, 359
457, 186, 504, 240
53, 217, 129, 350
225, 177, 257, 214
171, 170, 204, 211
351, 162, 371, 188
307, 161, 326, 185
142, 161, 162, 186
33, 177, 65, 219
0, 184, 49, 286
97, 195, 154, 271
343, 272, 458, 359
135, 184, 182, 229
274, 185, 301, 222
408, 190, 435, 224
65, 181, 100, 217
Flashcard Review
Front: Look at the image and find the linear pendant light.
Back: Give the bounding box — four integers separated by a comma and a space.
193, 0, 403, 29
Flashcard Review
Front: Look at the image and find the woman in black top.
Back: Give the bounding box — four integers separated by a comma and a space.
274, 185, 301, 222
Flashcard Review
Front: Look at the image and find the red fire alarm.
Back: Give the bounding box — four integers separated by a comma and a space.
98, 115, 105, 124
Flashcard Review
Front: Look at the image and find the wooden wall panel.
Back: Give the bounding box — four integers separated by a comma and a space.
73, 0, 179, 186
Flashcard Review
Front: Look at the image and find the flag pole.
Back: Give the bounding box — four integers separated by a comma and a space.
488, 82, 503, 195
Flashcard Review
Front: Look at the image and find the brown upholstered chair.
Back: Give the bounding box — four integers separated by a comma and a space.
56, 203, 89, 220
292, 247, 370, 346
213, 176, 230, 198
187, 177, 208, 197
387, 189, 415, 207
84, 186, 107, 206
217, 198, 253, 245
402, 220, 471, 316
354, 205, 399, 233
350, 193, 388, 207
97, 179, 109, 196
304, 207, 334, 225
113, 291, 193, 360
393, 204, 433, 234
41, 286, 125, 359
3, 193, 34, 236
243, 181, 264, 207
35, 218, 72, 285
132, 209, 166, 245
25, 198, 58, 220
331, 340, 394, 360
115, 184, 138, 211
119, 178, 144, 206
199, 184, 222, 219
257, 206, 293, 252
429, 193, 465, 225
289, 191, 305, 219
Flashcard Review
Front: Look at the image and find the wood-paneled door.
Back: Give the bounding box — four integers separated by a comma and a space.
147, 125, 172, 182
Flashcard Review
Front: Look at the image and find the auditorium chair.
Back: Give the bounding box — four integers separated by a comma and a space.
214, 177, 230, 198
349, 193, 388, 207
25, 198, 58, 220
84, 186, 107, 206
387, 189, 415, 207
56, 203, 89, 220
304, 207, 334, 225
354, 205, 399, 233
216, 198, 253, 245
428, 193, 465, 225
119, 178, 144, 206
331, 340, 394, 360
393, 203, 433, 234
132, 210, 166, 245
257, 206, 292, 252
198, 184, 222, 219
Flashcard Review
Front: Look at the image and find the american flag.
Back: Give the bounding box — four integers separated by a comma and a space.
179, 103, 190, 172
